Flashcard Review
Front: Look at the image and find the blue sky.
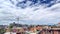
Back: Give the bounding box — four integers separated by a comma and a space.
0, 0, 60, 25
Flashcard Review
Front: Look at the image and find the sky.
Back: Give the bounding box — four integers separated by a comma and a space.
0, 0, 60, 25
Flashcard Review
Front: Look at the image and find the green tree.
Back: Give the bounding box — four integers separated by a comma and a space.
9, 25, 13, 31
0, 28, 6, 34
9, 24, 13, 34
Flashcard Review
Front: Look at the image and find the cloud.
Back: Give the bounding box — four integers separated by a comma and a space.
0, 0, 60, 25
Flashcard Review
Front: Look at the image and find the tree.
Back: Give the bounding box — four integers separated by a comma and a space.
9, 24, 13, 34
0, 28, 6, 34
9, 24, 13, 32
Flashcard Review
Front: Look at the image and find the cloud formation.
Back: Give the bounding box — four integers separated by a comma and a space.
0, 0, 60, 25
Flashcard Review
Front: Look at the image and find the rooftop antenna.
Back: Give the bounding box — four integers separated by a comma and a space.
16, 16, 20, 24
16, 16, 27, 24
16, 16, 23, 24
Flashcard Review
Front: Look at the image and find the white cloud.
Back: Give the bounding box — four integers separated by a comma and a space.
0, 0, 60, 25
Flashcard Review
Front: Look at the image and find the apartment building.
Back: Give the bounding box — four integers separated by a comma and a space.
5, 23, 60, 34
